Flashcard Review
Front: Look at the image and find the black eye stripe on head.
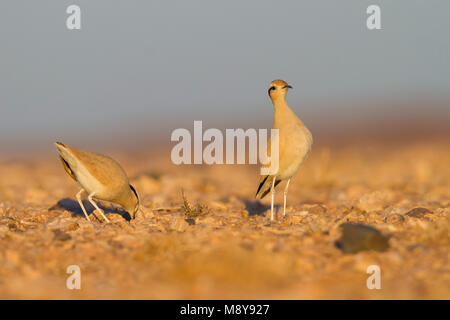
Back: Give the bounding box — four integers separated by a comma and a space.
130, 184, 139, 201
268, 86, 276, 96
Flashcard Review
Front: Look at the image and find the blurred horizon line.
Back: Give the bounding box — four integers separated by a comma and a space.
1, 95, 449, 157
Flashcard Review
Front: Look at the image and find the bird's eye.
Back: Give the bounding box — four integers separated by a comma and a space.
268, 86, 277, 96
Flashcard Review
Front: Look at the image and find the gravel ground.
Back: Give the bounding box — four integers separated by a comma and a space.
0, 141, 449, 299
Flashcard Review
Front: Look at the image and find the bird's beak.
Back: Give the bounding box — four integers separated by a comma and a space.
286, 85, 293, 89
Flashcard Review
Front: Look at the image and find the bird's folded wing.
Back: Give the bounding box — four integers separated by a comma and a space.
256, 175, 281, 199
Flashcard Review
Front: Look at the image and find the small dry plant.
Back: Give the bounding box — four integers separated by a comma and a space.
181, 190, 209, 219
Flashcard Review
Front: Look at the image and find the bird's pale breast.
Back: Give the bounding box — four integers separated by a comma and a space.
276, 123, 312, 180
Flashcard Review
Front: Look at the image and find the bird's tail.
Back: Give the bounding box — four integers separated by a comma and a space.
256, 175, 281, 199
54, 142, 77, 181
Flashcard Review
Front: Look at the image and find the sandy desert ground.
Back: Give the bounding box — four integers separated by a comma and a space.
0, 140, 449, 299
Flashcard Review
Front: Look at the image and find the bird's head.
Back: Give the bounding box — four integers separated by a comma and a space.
124, 184, 140, 219
268, 79, 292, 101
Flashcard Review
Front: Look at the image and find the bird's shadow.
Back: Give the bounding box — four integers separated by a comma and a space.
50, 198, 131, 221
241, 198, 280, 217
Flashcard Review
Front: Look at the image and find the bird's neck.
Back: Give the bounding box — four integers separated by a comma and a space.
272, 97, 300, 127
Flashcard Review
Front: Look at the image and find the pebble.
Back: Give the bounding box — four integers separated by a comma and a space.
385, 214, 405, 225
357, 191, 390, 212
46, 218, 79, 232
405, 207, 432, 218
168, 216, 189, 232
52, 229, 72, 241
335, 223, 390, 254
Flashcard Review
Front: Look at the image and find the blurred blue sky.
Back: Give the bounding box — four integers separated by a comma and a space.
0, 1, 449, 150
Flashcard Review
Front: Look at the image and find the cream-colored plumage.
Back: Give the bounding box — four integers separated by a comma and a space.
55, 142, 139, 222
256, 80, 312, 221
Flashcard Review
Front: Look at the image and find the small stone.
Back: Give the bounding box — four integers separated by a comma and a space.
52, 229, 72, 241
381, 206, 408, 216
357, 191, 390, 212
385, 214, 405, 225
405, 207, 432, 218
210, 201, 227, 210
46, 218, 79, 232
335, 223, 390, 254
308, 204, 327, 215
168, 216, 189, 232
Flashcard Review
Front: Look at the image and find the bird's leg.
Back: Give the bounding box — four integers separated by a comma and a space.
270, 177, 276, 221
283, 179, 290, 217
76, 189, 90, 222
87, 192, 111, 223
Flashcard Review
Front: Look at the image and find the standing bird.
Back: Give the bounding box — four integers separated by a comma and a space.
256, 80, 313, 221
55, 142, 139, 222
